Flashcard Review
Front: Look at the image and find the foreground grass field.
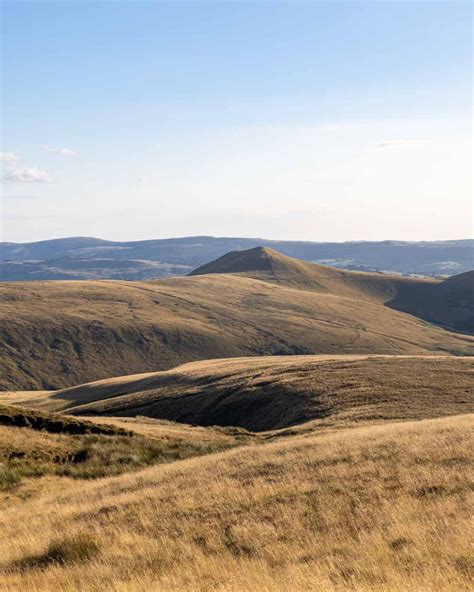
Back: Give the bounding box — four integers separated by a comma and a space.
1, 344, 472, 589
0, 414, 472, 591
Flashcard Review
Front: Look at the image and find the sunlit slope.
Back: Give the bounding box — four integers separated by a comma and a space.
191, 247, 474, 332
2, 272, 473, 391
61, 355, 474, 431
1, 414, 471, 591
2, 275, 474, 391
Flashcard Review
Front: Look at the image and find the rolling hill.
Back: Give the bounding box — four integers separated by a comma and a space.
191, 246, 474, 332
1, 247, 473, 391
1, 259, 473, 390
57, 355, 474, 431
1, 249, 473, 590
1, 413, 471, 591
189, 245, 436, 299
389, 269, 474, 333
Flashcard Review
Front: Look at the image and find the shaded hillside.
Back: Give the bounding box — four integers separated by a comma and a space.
188, 246, 279, 275
388, 270, 474, 333
1, 236, 472, 280
191, 247, 474, 332
2, 270, 473, 390
65, 356, 474, 431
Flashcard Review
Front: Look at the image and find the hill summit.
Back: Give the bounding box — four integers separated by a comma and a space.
189, 245, 414, 300
188, 246, 350, 290
188, 246, 285, 275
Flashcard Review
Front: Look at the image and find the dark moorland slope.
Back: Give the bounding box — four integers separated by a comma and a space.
389, 269, 474, 333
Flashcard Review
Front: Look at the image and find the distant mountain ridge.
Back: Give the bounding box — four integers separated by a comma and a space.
1, 236, 472, 280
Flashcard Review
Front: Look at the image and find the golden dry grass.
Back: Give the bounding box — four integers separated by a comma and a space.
0, 391, 52, 406
0, 414, 472, 591
1, 266, 473, 390
1, 248, 472, 590
0, 411, 245, 493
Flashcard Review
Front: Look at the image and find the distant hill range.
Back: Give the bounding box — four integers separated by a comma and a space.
1, 236, 472, 280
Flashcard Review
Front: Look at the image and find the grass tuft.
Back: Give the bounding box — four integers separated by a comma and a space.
15, 534, 100, 570
0, 465, 20, 491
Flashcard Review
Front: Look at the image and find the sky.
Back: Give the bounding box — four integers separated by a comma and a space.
1, 0, 472, 243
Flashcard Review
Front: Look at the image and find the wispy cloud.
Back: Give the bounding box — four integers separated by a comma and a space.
375, 139, 420, 149
42, 145, 76, 156
3, 165, 53, 183
5, 214, 55, 220
0, 151, 18, 162
2, 194, 38, 200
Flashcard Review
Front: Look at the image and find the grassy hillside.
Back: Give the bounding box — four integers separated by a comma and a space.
0, 403, 131, 436
0, 414, 471, 591
189, 246, 436, 301
60, 355, 474, 431
1, 267, 473, 390
191, 247, 474, 332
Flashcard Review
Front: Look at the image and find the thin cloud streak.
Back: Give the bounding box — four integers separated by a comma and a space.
42, 145, 76, 156
376, 139, 423, 149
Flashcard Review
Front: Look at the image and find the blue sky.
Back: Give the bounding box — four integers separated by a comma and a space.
1, 1, 472, 242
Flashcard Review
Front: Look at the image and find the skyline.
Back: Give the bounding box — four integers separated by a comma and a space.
1, 1, 472, 243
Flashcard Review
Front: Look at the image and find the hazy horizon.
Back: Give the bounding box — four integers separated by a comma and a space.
2, 233, 473, 246
1, 1, 472, 243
